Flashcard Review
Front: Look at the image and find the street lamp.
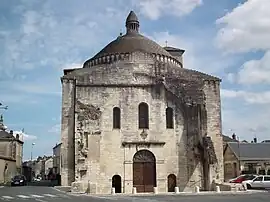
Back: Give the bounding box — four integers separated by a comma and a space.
30, 143, 35, 161
30, 142, 35, 182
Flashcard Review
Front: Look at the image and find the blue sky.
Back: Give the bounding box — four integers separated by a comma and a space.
1, 0, 270, 160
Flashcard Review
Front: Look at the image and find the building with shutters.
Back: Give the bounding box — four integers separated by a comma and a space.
60, 11, 224, 194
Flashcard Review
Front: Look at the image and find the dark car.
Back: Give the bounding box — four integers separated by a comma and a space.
11, 175, 27, 186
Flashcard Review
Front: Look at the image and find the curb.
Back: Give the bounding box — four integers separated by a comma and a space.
70, 190, 268, 197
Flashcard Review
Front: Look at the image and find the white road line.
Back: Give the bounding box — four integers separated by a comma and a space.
57, 194, 71, 198
35, 199, 48, 202
43, 194, 58, 197
17, 195, 31, 198
31, 194, 45, 198
1, 196, 14, 199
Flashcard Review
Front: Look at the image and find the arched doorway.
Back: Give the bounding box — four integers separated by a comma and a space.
133, 150, 156, 193
112, 175, 121, 193
167, 174, 176, 192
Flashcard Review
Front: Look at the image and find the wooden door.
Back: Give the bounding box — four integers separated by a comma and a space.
133, 150, 156, 193
133, 162, 144, 192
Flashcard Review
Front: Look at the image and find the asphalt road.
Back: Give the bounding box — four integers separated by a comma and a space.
0, 186, 269, 202
0, 186, 79, 202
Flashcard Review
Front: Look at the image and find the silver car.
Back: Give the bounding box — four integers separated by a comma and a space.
243, 175, 270, 189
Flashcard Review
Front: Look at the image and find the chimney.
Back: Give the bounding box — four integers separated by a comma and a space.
10, 130, 13, 135
232, 133, 236, 140
254, 137, 257, 143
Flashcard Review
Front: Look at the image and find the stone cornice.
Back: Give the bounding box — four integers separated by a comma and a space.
83, 52, 183, 69
0, 155, 16, 162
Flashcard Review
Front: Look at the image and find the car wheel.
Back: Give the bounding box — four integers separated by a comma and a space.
247, 184, 252, 189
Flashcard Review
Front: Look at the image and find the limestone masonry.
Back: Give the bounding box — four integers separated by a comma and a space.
60, 11, 224, 194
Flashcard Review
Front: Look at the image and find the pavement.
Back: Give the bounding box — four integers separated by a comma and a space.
0, 186, 81, 202
0, 185, 269, 202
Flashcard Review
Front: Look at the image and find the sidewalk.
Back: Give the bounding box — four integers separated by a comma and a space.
68, 189, 268, 197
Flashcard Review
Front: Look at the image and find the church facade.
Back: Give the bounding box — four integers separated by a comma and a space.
60, 11, 224, 194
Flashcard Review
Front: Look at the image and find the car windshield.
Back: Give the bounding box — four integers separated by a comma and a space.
244, 175, 256, 180
13, 175, 23, 180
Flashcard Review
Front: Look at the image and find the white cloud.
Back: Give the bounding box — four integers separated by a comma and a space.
232, 51, 270, 85
48, 124, 60, 134
221, 89, 270, 104
216, 0, 270, 53
134, 0, 203, 20
149, 31, 232, 74
216, 0, 270, 85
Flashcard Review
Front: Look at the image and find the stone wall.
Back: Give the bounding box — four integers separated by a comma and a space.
61, 51, 223, 193
0, 157, 16, 183
73, 84, 204, 194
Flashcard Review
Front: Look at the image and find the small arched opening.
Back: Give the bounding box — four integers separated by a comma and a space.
113, 107, 121, 129
167, 174, 177, 192
166, 107, 174, 129
138, 102, 149, 129
112, 175, 122, 193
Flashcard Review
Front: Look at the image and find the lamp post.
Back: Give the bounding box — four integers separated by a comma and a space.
30, 143, 35, 161
30, 142, 35, 181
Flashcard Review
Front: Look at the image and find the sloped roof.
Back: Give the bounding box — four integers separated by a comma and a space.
223, 135, 238, 143
0, 130, 14, 139
227, 142, 270, 161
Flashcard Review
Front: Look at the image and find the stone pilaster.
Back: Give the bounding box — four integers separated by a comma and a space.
60, 77, 76, 186
203, 80, 224, 189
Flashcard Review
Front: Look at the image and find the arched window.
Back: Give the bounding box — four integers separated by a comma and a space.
138, 102, 149, 129
166, 107, 174, 129
113, 107, 121, 129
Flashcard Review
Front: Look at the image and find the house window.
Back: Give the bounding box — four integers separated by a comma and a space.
138, 102, 149, 129
166, 107, 174, 129
113, 107, 121, 129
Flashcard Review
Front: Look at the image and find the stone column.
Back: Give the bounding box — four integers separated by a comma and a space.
60, 77, 76, 186
203, 80, 224, 189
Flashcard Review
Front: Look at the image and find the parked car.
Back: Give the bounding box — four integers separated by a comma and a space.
229, 174, 257, 183
242, 175, 270, 189
11, 175, 27, 186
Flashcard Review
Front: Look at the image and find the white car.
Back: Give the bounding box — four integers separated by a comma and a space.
242, 175, 270, 189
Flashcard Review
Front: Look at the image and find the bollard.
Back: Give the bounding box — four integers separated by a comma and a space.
174, 187, 179, 194
132, 187, 137, 194
153, 187, 158, 194
111, 187, 115, 195
216, 186, 220, 193
195, 186, 200, 193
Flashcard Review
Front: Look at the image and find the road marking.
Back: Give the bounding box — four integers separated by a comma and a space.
35, 199, 48, 202
31, 194, 45, 198
57, 194, 71, 198
17, 195, 31, 198
43, 194, 58, 197
1, 196, 14, 199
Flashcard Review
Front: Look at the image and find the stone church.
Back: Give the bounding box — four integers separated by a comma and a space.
60, 11, 224, 194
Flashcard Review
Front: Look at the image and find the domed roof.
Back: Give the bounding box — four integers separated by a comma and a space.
90, 11, 171, 60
